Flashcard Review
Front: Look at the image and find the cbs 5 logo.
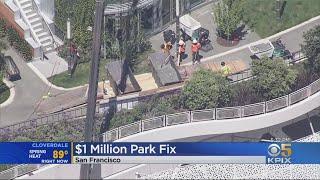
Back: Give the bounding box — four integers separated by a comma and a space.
268, 144, 292, 157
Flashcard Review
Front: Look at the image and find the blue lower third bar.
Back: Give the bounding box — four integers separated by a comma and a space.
72, 156, 266, 164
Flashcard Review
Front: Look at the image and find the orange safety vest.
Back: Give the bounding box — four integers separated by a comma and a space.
196, 43, 201, 50
191, 44, 198, 53
179, 45, 185, 53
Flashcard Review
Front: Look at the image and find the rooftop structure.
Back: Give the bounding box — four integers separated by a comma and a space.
249, 40, 274, 58
148, 52, 182, 87
106, 60, 141, 95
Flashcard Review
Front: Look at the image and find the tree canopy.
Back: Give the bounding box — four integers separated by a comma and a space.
109, 96, 179, 129
55, 0, 95, 49
213, 0, 244, 40
251, 57, 297, 100
301, 25, 320, 75
180, 69, 232, 110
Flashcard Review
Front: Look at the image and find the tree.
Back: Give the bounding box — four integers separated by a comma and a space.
13, 136, 32, 142
213, 0, 244, 40
0, 18, 6, 38
54, 0, 95, 58
0, 39, 7, 53
108, 95, 179, 129
0, 32, 7, 74
180, 69, 232, 110
251, 57, 297, 100
230, 81, 263, 106
301, 25, 320, 75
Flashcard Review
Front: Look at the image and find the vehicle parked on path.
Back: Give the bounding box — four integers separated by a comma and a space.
4, 55, 20, 81
249, 40, 275, 59
249, 39, 293, 60
180, 14, 212, 51
180, 14, 202, 41
271, 38, 293, 60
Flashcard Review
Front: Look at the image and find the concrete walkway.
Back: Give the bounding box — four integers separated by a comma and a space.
149, 2, 261, 65
14, 12, 320, 180
0, 48, 63, 127
190, 15, 320, 66
0, 79, 15, 108
30, 51, 68, 78
3, 15, 320, 128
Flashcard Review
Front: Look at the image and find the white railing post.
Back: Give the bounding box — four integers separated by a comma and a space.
288, 93, 292, 105
140, 120, 143, 132
13, 166, 18, 178
240, 106, 244, 118
307, 84, 312, 97
214, 108, 217, 120
117, 127, 120, 140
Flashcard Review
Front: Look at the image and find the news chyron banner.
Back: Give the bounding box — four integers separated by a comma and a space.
0, 142, 320, 164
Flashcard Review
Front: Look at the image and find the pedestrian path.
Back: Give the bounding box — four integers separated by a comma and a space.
182, 15, 320, 66
149, 2, 261, 66
0, 79, 15, 108
0, 48, 63, 127
29, 51, 68, 78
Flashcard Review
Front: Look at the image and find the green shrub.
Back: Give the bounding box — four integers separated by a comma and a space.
180, 69, 232, 110
252, 57, 297, 100
0, 19, 6, 37
0, 165, 13, 172
109, 95, 180, 130
301, 25, 320, 75
6, 27, 32, 61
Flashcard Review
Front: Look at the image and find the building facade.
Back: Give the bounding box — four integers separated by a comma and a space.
104, 0, 208, 35
1, 0, 59, 60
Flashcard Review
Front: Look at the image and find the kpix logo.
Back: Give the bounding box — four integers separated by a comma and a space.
267, 144, 292, 164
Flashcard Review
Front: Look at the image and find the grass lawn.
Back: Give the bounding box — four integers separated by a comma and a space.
243, 0, 320, 38
49, 59, 108, 88
132, 49, 154, 75
0, 77, 10, 104
49, 51, 153, 88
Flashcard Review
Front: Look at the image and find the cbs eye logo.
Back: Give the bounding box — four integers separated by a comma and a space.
268, 144, 281, 157
267, 144, 292, 164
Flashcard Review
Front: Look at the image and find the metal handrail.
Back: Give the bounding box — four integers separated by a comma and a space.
30, 0, 57, 48
102, 77, 320, 141
0, 105, 90, 133
0, 164, 44, 179
12, 0, 41, 47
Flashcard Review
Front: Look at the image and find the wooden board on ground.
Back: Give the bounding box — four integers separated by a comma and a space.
177, 59, 248, 79
135, 73, 158, 91
98, 81, 116, 99
226, 60, 247, 74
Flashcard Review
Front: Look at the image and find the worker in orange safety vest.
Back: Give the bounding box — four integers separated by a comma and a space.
191, 39, 201, 65
177, 39, 186, 66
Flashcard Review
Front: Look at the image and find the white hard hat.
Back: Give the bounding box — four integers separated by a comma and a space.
192, 39, 197, 44
179, 40, 184, 45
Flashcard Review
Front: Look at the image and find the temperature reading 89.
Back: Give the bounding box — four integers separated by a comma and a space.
53, 150, 68, 159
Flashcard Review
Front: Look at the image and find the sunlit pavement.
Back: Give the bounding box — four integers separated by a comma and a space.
149, 2, 261, 65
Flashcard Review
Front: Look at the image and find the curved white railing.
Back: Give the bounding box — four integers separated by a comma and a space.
0, 79, 320, 178
102, 78, 320, 142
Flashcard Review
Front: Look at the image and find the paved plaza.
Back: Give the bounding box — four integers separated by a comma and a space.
149, 2, 261, 66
